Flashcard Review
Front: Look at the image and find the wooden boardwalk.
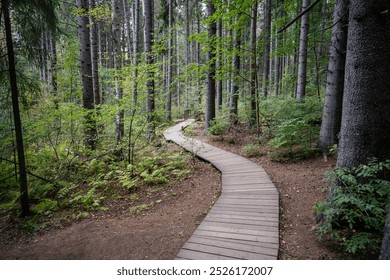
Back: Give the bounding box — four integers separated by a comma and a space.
164, 119, 279, 260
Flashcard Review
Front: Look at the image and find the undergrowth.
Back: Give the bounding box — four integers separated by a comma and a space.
0, 142, 192, 233
314, 158, 390, 258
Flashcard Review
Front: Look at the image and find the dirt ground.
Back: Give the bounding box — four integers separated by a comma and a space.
0, 122, 344, 260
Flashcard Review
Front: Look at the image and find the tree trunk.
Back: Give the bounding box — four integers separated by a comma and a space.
319, 0, 349, 153
143, 0, 155, 142
204, 0, 216, 134
262, 0, 271, 97
132, 0, 140, 104
2, 0, 30, 217
230, 21, 241, 125
380, 199, 390, 259
249, 0, 258, 126
296, 0, 310, 101
48, 31, 58, 98
185, 0, 190, 111
76, 0, 97, 150
89, 0, 100, 107
216, 19, 223, 112
112, 0, 124, 150
166, 0, 174, 122
336, 0, 390, 169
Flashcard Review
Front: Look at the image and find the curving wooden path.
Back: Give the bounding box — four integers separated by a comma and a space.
164, 119, 279, 260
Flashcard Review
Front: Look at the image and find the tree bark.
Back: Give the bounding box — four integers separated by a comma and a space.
336, 0, 390, 169
76, 0, 97, 150
296, 0, 310, 101
319, 0, 349, 153
216, 19, 223, 112
230, 21, 241, 125
336, 4, 390, 260
166, 0, 174, 122
143, 0, 155, 142
112, 0, 124, 149
262, 0, 271, 97
132, 0, 140, 104
381, 199, 390, 259
204, 0, 216, 134
2, 0, 30, 217
89, 0, 100, 107
249, 0, 258, 126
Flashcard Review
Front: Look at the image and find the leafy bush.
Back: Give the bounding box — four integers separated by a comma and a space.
269, 118, 319, 160
242, 144, 262, 158
208, 116, 230, 138
314, 159, 390, 256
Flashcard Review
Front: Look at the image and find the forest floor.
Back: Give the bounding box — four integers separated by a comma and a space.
0, 121, 344, 260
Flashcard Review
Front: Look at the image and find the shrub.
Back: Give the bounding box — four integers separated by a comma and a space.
242, 143, 262, 158
314, 158, 390, 257
208, 116, 230, 138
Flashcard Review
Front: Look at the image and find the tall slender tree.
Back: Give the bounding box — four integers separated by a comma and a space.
143, 0, 155, 142
296, 0, 310, 101
230, 18, 241, 125
204, 0, 216, 134
2, 0, 30, 216
262, 0, 272, 97
76, 0, 97, 150
112, 0, 124, 150
166, 0, 174, 122
249, 0, 258, 125
319, 0, 349, 154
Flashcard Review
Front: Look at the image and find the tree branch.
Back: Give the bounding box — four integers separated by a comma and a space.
278, 0, 321, 34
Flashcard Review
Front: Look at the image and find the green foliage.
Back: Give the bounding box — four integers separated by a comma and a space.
32, 199, 58, 216
208, 116, 230, 137
314, 159, 390, 256
242, 143, 262, 158
259, 97, 323, 161
70, 187, 107, 211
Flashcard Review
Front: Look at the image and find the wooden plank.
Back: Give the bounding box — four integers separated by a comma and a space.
200, 220, 278, 232
217, 198, 279, 205
220, 194, 279, 200
206, 212, 279, 223
187, 236, 278, 257
208, 209, 279, 218
204, 217, 278, 228
196, 224, 279, 238
213, 203, 279, 212
192, 234, 279, 250
177, 249, 240, 260
182, 242, 275, 260
193, 229, 278, 244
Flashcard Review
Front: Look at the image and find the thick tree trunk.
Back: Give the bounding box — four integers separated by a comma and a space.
143, 0, 155, 142
2, 0, 30, 217
380, 199, 390, 259
337, 2, 390, 258
204, 0, 216, 134
336, 0, 390, 169
76, 0, 97, 150
319, 0, 349, 153
296, 0, 310, 101
262, 0, 271, 97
